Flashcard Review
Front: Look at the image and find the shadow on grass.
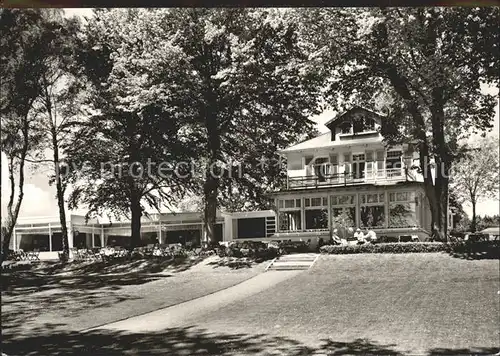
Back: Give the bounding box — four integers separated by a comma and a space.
2, 256, 210, 296
0, 326, 403, 355
207, 258, 253, 269
4, 325, 496, 355
428, 347, 499, 355
445, 243, 500, 260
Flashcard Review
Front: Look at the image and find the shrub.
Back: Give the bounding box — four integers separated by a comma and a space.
220, 241, 279, 262
278, 240, 309, 254
319, 241, 500, 256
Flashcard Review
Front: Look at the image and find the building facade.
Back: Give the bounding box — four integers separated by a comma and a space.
271, 106, 432, 242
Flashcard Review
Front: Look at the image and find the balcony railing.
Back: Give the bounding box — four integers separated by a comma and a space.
287, 168, 409, 189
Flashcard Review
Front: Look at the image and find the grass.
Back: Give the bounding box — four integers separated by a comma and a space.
2, 253, 498, 355
190, 253, 500, 355
1, 255, 266, 337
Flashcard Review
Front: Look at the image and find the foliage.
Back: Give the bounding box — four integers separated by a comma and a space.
277, 240, 310, 253
298, 7, 500, 240
64, 9, 196, 247
475, 215, 500, 232
0, 9, 67, 260
155, 8, 325, 242
219, 241, 279, 262
450, 136, 499, 231
448, 190, 470, 233
331, 210, 357, 240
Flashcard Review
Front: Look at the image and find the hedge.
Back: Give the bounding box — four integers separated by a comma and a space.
319, 241, 500, 255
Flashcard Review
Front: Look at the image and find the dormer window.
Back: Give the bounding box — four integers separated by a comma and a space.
339, 121, 352, 134
365, 118, 375, 131
353, 117, 376, 134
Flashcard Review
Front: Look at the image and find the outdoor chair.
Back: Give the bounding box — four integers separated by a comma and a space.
145, 244, 156, 257
27, 249, 40, 261
15, 249, 27, 261
70, 248, 80, 261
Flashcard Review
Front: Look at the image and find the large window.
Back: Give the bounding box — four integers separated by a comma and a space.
304, 196, 328, 230
279, 211, 302, 231
331, 194, 356, 237
388, 191, 417, 228
237, 218, 266, 238
360, 193, 385, 228
278, 198, 302, 232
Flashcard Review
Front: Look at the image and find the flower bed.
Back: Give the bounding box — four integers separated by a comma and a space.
218, 241, 279, 262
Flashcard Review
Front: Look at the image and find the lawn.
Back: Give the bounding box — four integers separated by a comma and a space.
2, 253, 498, 355
1, 255, 266, 338
193, 253, 499, 355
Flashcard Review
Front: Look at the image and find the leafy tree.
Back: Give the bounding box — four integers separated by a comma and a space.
0, 9, 62, 261
159, 9, 324, 245
475, 214, 500, 231
299, 7, 499, 240
448, 190, 470, 233
65, 9, 195, 248
450, 136, 500, 232
23, 12, 82, 260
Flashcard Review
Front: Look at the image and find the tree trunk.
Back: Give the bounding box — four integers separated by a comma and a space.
202, 83, 221, 247
1, 120, 29, 264
203, 173, 218, 247
385, 66, 449, 242
471, 199, 477, 232
52, 127, 70, 260
130, 194, 143, 249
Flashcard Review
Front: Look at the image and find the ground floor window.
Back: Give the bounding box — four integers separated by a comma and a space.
360, 205, 385, 228
19, 234, 50, 252
305, 209, 328, 230
93, 234, 102, 247
331, 207, 356, 229
166, 229, 201, 246
279, 211, 301, 231
107, 235, 131, 248
389, 202, 417, 228
51, 233, 63, 251
73, 232, 88, 249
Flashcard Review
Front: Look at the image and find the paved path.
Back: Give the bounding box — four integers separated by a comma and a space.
88, 270, 300, 333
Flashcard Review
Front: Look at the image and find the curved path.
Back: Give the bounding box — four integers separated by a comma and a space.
88, 270, 300, 333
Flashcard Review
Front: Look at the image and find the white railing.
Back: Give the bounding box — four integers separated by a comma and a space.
288, 167, 409, 189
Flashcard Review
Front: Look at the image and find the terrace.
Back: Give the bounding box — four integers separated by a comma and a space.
287, 167, 417, 190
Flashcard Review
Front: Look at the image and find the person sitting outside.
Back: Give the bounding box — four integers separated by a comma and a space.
364, 228, 377, 243
331, 229, 342, 245
354, 228, 366, 244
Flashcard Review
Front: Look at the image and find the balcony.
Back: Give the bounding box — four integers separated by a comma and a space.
287, 168, 411, 190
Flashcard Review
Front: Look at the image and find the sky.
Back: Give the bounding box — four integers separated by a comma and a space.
1, 8, 499, 221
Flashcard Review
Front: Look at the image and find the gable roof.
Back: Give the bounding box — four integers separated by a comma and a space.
324, 106, 386, 128
279, 132, 383, 153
